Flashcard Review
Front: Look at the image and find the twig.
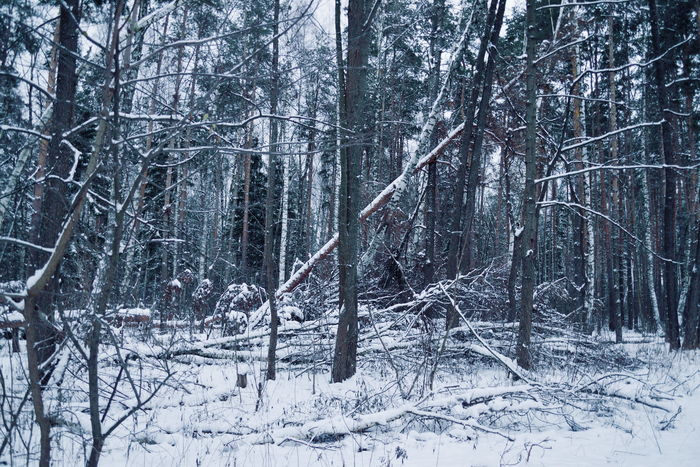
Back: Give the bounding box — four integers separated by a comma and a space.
439, 284, 534, 384
279, 437, 337, 450
405, 408, 514, 441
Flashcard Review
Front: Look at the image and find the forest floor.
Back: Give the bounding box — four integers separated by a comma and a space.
2, 318, 699, 466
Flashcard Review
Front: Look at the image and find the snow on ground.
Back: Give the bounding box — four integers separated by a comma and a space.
1, 328, 699, 466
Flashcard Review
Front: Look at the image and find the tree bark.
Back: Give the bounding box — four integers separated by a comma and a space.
122, 10, 170, 295
516, 0, 539, 371
278, 150, 290, 287
682, 214, 700, 349
332, 0, 370, 383
0, 23, 59, 234
608, 15, 623, 343
265, 0, 281, 381
423, 0, 446, 287
25, 5, 80, 464
647, 0, 680, 350
457, 0, 506, 274
87, 3, 126, 463
445, 0, 499, 328
240, 76, 256, 278
569, 34, 588, 323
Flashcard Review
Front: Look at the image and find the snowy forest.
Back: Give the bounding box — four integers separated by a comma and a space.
0, 0, 698, 464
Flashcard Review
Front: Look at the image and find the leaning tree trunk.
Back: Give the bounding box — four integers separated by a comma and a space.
457, 0, 506, 273
445, 0, 499, 329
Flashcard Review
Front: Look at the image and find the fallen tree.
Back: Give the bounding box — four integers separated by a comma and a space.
234, 373, 677, 447
242, 384, 529, 445
247, 123, 465, 330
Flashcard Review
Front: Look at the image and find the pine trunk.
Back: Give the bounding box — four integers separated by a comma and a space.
332, 0, 369, 383
516, 0, 539, 371
648, 0, 680, 349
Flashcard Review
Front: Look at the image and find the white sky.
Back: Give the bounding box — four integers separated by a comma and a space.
311, 0, 525, 37
312, 0, 340, 34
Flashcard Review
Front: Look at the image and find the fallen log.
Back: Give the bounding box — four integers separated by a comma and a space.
241, 383, 528, 445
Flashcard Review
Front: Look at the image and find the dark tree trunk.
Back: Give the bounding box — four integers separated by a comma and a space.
25, 2, 81, 465
608, 16, 623, 343
265, 0, 281, 381
682, 218, 700, 349
423, 0, 446, 287
458, 0, 506, 274
332, 0, 370, 383
240, 117, 253, 277
445, 0, 500, 328
28, 0, 81, 385
648, 0, 680, 350
516, 0, 539, 371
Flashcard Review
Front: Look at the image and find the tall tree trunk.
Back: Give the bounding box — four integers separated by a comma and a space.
516, 0, 539, 371
87, 7, 125, 465
24, 3, 81, 464
648, 0, 680, 350
570, 37, 587, 321
303, 87, 318, 261
584, 162, 596, 330
445, 0, 500, 328
332, 0, 369, 383
0, 23, 59, 233
240, 139, 253, 276
159, 10, 188, 303
457, 0, 506, 273
122, 11, 170, 295
265, 0, 281, 381
278, 149, 290, 287
682, 214, 700, 349
240, 67, 257, 278
175, 32, 201, 281
27, 0, 81, 375
641, 170, 662, 329
330, 0, 345, 246
608, 15, 623, 343
505, 144, 521, 323
423, 0, 446, 287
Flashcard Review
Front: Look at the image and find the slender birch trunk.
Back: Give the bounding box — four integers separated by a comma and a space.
278, 152, 290, 287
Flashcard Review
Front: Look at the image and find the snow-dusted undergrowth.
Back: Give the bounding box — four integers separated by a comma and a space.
1, 320, 699, 466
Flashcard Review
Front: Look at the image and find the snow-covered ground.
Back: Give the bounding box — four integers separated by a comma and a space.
1, 327, 699, 466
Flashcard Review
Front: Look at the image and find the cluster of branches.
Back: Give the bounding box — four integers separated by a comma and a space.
0, 0, 697, 464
